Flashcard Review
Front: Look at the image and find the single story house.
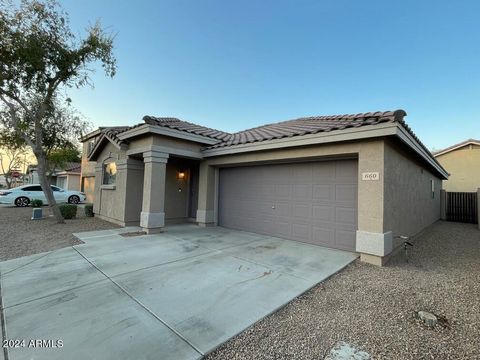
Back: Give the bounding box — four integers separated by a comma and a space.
434, 139, 480, 192
81, 110, 448, 265
26, 162, 81, 191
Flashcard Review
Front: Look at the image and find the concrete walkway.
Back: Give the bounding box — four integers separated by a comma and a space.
0, 224, 357, 360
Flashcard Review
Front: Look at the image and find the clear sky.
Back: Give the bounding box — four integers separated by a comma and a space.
61, 0, 480, 151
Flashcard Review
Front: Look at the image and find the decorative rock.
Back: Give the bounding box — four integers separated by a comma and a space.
417, 311, 438, 327
325, 342, 371, 360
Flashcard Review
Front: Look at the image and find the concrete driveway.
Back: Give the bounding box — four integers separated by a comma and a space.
0, 224, 357, 360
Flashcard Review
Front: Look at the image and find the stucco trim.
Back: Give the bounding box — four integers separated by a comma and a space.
356, 230, 393, 256
127, 145, 203, 160
202, 123, 398, 157
118, 124, 219, 145
100, 184, 116, 190
140, 211, 165, 228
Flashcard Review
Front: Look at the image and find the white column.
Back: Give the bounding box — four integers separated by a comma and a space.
140, 151, 169, 233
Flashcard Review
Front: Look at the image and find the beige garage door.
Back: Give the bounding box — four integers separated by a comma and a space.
218, 159, 358, 251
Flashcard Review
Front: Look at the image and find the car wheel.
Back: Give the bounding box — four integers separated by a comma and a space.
15, 197, 30, 207
68, 195, 80, 204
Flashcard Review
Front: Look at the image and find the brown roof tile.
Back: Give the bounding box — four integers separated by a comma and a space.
207, 110, 406, 149
142, 116, 230, 141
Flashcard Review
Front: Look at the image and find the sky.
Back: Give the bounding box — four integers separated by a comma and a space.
60, 0, 480, 151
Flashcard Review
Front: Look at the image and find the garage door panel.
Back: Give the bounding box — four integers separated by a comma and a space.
335, 184, 357, 202
335, 207, 357, 225
219, 159, 358, 251
312, 205, 335, 222
335, 230, 356, 249
313, 184, 335, 201
275, 184, 291, 199
292, 203, 311, 219
292, 184, 313, 200
335, 160, 358, 181
292, 223, 311, 242
313, 162, 336, 181
313, 227, 335, 247
274, 221, 291, 238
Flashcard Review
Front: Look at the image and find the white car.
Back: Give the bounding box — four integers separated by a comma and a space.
0, 184, 87, 207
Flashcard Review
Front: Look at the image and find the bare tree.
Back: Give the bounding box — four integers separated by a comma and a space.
0, 0, 116, 222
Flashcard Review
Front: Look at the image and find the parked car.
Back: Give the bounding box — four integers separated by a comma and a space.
0, 184, 86, 207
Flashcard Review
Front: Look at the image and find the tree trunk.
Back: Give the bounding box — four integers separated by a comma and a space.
36, 152, 65, 224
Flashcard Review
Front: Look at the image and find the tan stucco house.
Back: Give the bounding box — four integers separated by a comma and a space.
81, 110, 448, 265
26, 162, 81, 191
434, 139, 480, 192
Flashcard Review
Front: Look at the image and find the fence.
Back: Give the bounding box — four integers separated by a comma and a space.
441, 190, 478, 224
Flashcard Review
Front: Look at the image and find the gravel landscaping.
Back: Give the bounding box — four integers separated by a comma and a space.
207, 221, 480, 360
0, 205, 118, 261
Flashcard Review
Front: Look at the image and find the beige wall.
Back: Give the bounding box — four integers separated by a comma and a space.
92, 142, 130, 225
436, 145, 480, 192
66, 173, 81, 191
82, 176, 95, 203
383, 139, 442, 248
81, 136, 100, 203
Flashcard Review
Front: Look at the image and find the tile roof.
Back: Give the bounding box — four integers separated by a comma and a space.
142, 116, 231, 141
87, 127, 130, 158
207, 110, 406, 149
88, 110, 437, 166
63, 162, 81, 173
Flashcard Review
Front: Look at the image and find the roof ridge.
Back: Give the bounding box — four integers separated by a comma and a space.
234, 110, 405, 134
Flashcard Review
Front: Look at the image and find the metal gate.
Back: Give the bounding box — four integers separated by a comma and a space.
445, 192, 478, 224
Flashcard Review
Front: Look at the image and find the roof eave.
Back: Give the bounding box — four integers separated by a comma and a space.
433, 140, 480, 157
117, 124, 220, 145
87, 134, 125, 161
394, 124, 449, 179
202, 122, 448, 179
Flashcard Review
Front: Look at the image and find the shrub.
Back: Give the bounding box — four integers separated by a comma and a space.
31, 199, 43, 207
84, 203, 94, 217
59, 204, 77, 219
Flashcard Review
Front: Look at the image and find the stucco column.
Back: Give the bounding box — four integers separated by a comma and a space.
196, 162, 218, 226
140, 151, 169, 233
355, 141, 392, 266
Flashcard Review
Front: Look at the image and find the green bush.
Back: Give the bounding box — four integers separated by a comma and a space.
59, 204, 77, 219
31, 199, 43, 207
84, 203, 94, 217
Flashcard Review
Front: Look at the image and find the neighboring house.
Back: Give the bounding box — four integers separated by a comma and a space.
0, 174, 25, 188
26, 162, 82, 191
81, 110, 448, 266
433, 139, 480, 192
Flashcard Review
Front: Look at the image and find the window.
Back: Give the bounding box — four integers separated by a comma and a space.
86, 140, 95, 155
431, 179, 435, 199
22, 186, 42, 191
51, 185, 62, 192
103, 161, 117, 185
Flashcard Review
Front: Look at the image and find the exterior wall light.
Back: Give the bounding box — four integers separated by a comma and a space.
177, 170, 186, 180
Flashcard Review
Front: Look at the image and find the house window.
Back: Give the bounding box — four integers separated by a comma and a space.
103, 162, 117, 185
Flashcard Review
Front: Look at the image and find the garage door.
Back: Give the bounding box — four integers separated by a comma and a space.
218, 159, 358, 251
